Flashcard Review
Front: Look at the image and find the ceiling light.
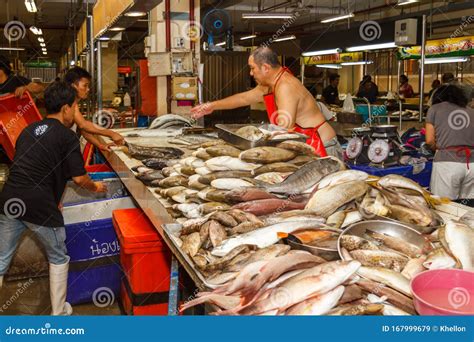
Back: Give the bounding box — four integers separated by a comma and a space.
273, 35, 296, 42
41, 48, 47, 51
29, 26, 42, 35
38, 37, 44, 42
341, 61, 374, 66
99, 37, 111, 41
215, 42, 226, 47
321, 13, 354, 23
346, 42, 397, 52
240, 34, 257, 40
125, 11, 147, 17
397, 0, 420, 6
40, 43, 46, 47
0, 47, 25, 51
110, 27, 125, 32
242, 13, 294, 19
42, 51, 47, 55
316, 64, 342, 69
422, 57, 469, 64
302, 48, 342, 56
25, 0, 37, 13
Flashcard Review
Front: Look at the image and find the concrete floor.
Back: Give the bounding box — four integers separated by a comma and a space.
0, 277, 121, 316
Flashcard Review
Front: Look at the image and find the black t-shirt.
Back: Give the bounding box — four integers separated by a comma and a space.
0, 118, 86, 227
0, 75, 31, 95
322, 85, 339, 105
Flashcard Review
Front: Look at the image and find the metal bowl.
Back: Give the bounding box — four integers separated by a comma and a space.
337, 220, 434, 260
286, 228, 341, 261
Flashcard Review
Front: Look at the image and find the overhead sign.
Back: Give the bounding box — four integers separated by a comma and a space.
397, 36, 474, 60
303, 52, 364, 65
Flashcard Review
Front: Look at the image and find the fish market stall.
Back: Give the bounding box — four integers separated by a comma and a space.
96, 117, 473, 316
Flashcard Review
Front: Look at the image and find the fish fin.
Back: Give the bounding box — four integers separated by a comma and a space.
277, 232, 289, 239
423, 193, 450, 207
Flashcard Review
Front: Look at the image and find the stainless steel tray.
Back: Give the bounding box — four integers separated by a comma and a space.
337, 220, 434, 261
215, 123, 308, 150
162, 223, 218, 289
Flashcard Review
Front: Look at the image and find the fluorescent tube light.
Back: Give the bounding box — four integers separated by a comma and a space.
240, 34, 257, 40
321, 13, 354, 23
302, 48, 341, 56
346, 42, 396, 52
215, 42, 226, 46
273, 35, 296, 42
341, 61, 374, 66
316, 64, 342, 69
25, 0, 37, 13
29, 26, 42, 35
38, 37, 44, 42
242, 13, 294, 19
422, 57, 469, 64
0, 47, 25, 51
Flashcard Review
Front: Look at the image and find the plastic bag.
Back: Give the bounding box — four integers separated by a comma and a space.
342, 94, 355, 112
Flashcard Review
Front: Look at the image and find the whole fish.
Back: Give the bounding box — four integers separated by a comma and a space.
127, 143, 184, 160
240, 147, 296, 164
341, 210, 363, 228
228, 221, 265, 235
338, 284, 364, 304
188, 174, 208, 190
173, 203, 201, 219
340, 235, 379, 251
226, 209, 259, 224
194, 166, 212, 175
141, 158, 174, 170
198, 171, 253, 185
197, 188, 229, 202
263, 157, 343, 195
350, 250, 408, 272
181, 232, 201, 257
158, 175, 188, 188
235, 125, 265, 141
206, 156, 260, 171
209, 211, 238, 227
180, 216, 210, 236
326, 211, 346, 229
254, 172, 289, 184
423, 247, 457, 270
193, 149, 212, 161
215, 260, 269, 295
317, 170, 369, 190
386, 203, 433, 229
180, 294, 240, 312
459, 211, 474, 228
231, 198, 305, 216
208, 220, 228, 248
198, 202, 230, 215
207, 272, 238, 286
240, 251, 326, 302
329, 303, 384, 316
135, 170, 164, 186
211, 178, 255, 190
263, 214, 326, 226
276, 140, 315, 155
357, 279, 415, 314
171, 189, 197, 203
174, 165, 195, 176
288, 154, 317, 166
211, 220, 327, 257
149, 114, 193, 129
401, 256, 427, 279
286, 286, 345, 315
224, 244, 290, 273
206, 145, 241, 158
161, 166, 176, 177
365, 230, 425, 258
252, 162, 299, 176
225, 187, 278, 203
357, 266, 412, 297
305, 181, 368, 218
439, 220, 474, 271
204, 245, 252, 272
241, 261, 361, 315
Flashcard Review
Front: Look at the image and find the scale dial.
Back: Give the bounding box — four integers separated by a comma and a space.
368, 139, 390, 164
346, 137, 363, 159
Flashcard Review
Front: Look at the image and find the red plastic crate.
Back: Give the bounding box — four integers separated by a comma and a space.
113, 208, 174, 315
0, 92, 42, 160
120, 279, 169, 316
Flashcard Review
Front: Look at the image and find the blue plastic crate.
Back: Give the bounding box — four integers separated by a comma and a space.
356, 104, 387, 123
137, 115, 156, 127
67, 260, 122, 305
66, 218, 120, 262
89, 172, 118, 180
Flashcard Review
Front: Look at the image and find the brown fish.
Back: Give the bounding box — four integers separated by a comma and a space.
288, 154, 317, 166
181, 232, 201, 257
239, 147, 296, 164
252, 162, 299, 176
228, 221, 265, 235
198, 171, 253, 185
276, 140, 315, 155
206, 145, 242, 158
158, 175, 188, 188
231, 198, 305, 216
209, 211, 238, 227
225, 187, 278, 203
208, 220, 228, 248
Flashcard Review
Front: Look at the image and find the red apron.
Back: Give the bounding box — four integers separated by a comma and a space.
439, 146, 473, 169
263, 67, 328, 157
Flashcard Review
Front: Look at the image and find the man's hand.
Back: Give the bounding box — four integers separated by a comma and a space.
98, 142, 116, 152
109, 132, 125, 145
190, 102, 214, 119
14, 86, 27, 98
93, 182, 108, 193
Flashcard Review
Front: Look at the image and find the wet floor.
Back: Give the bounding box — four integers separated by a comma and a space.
0, 277, 121, 315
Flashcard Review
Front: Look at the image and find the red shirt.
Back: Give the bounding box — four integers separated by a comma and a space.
399, 83, 414, 98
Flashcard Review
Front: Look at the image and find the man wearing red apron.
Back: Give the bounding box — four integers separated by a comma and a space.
191, 47, 342, 159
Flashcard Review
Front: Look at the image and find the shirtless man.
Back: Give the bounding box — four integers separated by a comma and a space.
191, 47, 343, 159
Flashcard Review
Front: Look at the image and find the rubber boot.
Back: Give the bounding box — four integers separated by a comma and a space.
49, 263, 73, 316
0, 275, 3, 289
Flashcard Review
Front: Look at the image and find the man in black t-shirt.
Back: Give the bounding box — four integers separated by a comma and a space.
0, 81, 107, 315
0, 55, 44, 96
322, 74, 341, 106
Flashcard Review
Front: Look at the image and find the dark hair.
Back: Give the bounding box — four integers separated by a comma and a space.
432, 84, 468, 107
329, 74, 340, 82
44, 81, 77, 114
0, 55, 12, 76
361, 75, 372, 84
400, 74, 408, 82
431, 79, 441, 88
441, 72, 455, 84
64, 66, 91, 85
251, 47, 280, 68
